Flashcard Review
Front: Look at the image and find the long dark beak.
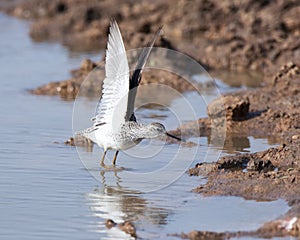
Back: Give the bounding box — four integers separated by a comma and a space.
166, 132, 185, 142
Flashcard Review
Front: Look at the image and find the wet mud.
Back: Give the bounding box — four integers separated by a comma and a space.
8, 0, 298, 99
171, 62, 300, 139
4, 0, 300, 74
183, 63, 300, 239
30, 57, 200, 100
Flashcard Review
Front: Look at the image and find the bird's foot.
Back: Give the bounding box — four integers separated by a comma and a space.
100, 163, 125, 171
100, 162, 111, 169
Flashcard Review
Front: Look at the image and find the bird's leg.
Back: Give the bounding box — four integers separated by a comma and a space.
100, 150, 107, 166
112, 151, 119, 166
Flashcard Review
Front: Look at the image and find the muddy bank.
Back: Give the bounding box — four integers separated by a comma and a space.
7, 0, 300, 99
171, 62, 300, 140
30, 56, 205, 100
180, 63, 300, 238
191, 137, 300, 201
186, 141, 300, 238
5, 0, 300, 74
172, 214, 299, 239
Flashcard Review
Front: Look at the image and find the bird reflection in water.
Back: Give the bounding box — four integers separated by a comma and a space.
85, 169, 171, 239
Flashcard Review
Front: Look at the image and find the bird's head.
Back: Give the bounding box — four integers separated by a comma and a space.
147, 122, 183, 141
146, 122, 166, 138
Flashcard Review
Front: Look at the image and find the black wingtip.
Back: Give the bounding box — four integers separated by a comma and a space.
125, 25, 165, 121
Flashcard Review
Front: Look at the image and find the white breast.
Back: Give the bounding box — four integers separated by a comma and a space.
93, 124, 142, 151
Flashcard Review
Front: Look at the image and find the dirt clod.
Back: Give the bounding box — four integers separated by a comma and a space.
207, 96, 250, 121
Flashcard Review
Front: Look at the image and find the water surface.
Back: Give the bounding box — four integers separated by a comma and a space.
0, 13, 291, 239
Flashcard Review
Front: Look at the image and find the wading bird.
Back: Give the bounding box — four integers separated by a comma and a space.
78, 20, 182, 166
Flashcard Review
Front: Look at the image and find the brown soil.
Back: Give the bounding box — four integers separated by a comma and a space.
6, 0, 299, 99
171, 62, 300, 140
181, 63, 300, 239
30, 57, 201, 100
5, 0, 300, 74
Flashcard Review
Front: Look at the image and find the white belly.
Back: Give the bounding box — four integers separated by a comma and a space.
92, 125, 141, 151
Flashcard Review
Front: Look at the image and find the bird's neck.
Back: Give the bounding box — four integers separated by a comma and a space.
124, 122, 154, 139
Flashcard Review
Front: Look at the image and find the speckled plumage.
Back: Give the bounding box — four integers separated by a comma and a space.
77, 20, 181, 166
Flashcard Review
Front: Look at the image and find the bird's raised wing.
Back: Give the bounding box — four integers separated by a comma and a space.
93, 20, 129, 128
125, 27, 163, 121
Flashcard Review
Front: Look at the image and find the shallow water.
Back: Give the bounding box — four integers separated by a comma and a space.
0, 13, 291, 239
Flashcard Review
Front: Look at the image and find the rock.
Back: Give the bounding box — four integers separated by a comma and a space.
64, 137, 75, 146
65, 135, 94, 151
207, 95, 250, 121
105, 219, 136, 238
188, 163, 218, 176
246, 159, 275, 172
217, 154, 250, 170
